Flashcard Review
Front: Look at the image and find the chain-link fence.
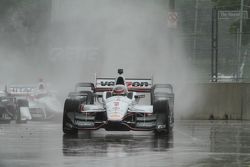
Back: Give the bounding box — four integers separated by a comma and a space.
176, 0, 250, 82
217, 9, 250, 82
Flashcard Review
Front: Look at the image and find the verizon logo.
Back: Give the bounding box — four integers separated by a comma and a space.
100, 81, 150, 87
100, 81, 115, 86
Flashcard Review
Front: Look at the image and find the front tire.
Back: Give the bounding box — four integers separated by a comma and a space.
63, 99, 80, 134
0, 109, 11, 124
153, 100, 172, 135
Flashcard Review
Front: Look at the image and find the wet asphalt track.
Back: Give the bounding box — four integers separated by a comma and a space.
0, 120, 250, 167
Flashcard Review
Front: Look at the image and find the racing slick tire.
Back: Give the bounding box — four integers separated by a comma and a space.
63, 99, 81, 134
16, 99, 29, 124
0, 108, 11, 124
153, 100, 172, 135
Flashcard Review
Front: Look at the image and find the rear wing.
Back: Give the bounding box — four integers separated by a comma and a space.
95, 78, 153, 93
7, 85, 37, 96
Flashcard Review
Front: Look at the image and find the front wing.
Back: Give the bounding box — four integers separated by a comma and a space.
65, 109, 158, 131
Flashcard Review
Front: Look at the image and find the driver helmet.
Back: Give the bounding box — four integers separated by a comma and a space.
112, 85, 128, 96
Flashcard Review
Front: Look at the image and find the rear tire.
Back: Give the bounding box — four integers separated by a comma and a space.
153, 100, 172, 135
63, 99, 80, 134
0, 109, 11, 124
16, 99, 29, 124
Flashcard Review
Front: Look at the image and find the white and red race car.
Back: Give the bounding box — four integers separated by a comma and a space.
63, 69, 174, 135
7, 80, 62, 120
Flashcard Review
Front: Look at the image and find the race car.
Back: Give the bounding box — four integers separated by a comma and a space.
6, 80, 62, 120
63, 69, 174, 135
0, 91, 31, 123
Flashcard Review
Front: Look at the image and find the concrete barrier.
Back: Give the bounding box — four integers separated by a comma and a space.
177, 83, 250, 120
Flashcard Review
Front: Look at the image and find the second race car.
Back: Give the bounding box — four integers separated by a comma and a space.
0, 90, 31, 123
6, 80, 62, 120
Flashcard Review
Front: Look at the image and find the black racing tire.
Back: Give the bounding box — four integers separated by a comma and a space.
0, 108, 11, 124
63, 99, 81, 134
16, 99, 29, 124
153, 100, 171, 135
